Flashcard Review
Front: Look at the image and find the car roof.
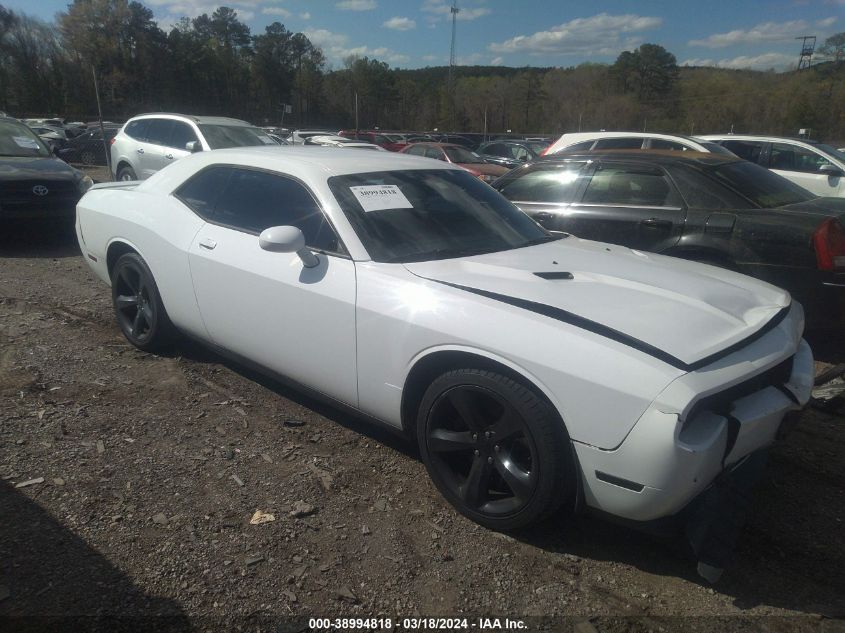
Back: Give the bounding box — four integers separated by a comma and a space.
129, 113, 252, 126
559, 131, 704, 143
539, 149, 741, 167
405, 142, 462, 149
481, 140, 530, 145
698, 134, 823, 145
143, 146, 460, 183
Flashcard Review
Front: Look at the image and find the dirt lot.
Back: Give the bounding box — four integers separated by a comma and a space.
0, 217, 844, 632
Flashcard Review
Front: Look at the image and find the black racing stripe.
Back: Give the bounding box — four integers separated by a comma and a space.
433, 280, 690, 370
432, 279, 792, 372
686, 306, 790, 370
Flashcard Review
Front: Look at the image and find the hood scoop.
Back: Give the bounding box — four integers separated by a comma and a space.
534, 271, 574, 280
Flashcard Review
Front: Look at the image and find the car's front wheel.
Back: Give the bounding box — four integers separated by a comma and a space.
116, 165, 137, 181
111, 253, 174, 351
417, 368, 574, 530
80, 149, 96, 165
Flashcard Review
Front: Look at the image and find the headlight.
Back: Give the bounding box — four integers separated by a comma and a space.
78, 175, 94, 194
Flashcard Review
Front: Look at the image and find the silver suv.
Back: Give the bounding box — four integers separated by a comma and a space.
110, 113, 278, 181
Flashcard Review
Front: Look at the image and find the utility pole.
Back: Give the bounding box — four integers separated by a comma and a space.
448, 0, 459, 131
92, 66, 112, 180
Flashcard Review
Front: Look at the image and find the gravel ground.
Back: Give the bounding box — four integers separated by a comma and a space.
0, 217, 843, 633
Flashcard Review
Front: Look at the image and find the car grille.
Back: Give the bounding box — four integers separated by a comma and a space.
0, 179, 80, 213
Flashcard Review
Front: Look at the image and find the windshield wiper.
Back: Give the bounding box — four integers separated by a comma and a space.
521, 234, 565, 247
388, 246, 500, 263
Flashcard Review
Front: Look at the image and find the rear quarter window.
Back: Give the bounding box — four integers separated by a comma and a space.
174, 166, 233, 220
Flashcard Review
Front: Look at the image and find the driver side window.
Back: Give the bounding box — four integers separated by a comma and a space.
176, 167, 343, 253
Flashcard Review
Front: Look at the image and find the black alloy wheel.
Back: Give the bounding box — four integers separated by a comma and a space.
418, 369, 573, 530
80, 149, 96, 165
110, 253, 173, 351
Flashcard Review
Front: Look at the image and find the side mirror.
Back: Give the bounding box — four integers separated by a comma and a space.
820, 164, 844, 177
186, 141, 202, 153
258, 225, 319, 268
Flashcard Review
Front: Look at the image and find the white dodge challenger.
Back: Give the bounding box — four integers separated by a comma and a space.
76, 147, 813, 575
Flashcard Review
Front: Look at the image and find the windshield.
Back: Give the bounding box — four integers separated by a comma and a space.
814, 143, 845, 163
328, 169, 558, 263
198, 124, 278, 149
0, 120, 50, 157
710, 161, 817, 208
700, 141, 735, 156
443, 146, 485, 164
527, 142, 549, 155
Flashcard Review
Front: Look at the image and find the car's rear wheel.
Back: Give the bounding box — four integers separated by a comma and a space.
117, 165, 137, 181
80, 149, 96, 165
111, 253, 174, 351
417, 368, 574, 530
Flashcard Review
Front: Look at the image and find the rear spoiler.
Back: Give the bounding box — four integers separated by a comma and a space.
90, 181, 139, 191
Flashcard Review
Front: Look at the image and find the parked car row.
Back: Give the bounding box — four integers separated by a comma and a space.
543, 131, 845, 199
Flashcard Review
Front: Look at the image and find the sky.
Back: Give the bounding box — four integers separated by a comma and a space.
5, 0, 844, 71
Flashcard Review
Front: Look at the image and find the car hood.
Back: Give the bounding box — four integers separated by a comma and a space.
403, 238, 791, 369
0, 155, 79, 181
456, 162, 510, 176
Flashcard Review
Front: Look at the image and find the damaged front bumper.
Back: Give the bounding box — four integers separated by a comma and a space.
573, 336, 813, 524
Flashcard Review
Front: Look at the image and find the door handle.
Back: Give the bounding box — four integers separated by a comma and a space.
165, 153, 174, 160
198, 238, 217, 250
136, 148, 144, 154
534, 212, 554, 221
640, 218, 672, 229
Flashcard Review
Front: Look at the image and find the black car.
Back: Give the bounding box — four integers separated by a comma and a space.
0, 117, 93, 221
492, 150, 845, 328
477, 139, 551, 169
57, 126, 119, 166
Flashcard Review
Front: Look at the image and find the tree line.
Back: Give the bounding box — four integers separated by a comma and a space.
1, 0, 844, 142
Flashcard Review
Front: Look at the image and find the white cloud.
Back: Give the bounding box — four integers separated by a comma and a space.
488, 13, 661, 57
490, 56, 504, 66
304, 28, 408, 64
336, 0, 377, 10
422, 54, 441, 62
817, 16, 837, 27
383, 16, 416, 30
422, 0, 491, 22
681, 52, 796, 71
300, 12, 311, 19
689, 20, 811, 48
262, 7, 291, 17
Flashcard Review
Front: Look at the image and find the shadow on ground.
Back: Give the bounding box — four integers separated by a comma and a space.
0, 480, 190, 632
0, 220, 80, 259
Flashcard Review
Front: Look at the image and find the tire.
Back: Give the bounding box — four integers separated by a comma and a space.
80, 149, 96, 165
110, 253, 175, 351
116, 165, 137, 181
416, 368, 574, 531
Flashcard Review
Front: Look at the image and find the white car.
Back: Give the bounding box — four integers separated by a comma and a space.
699, 135, 845, 198
544, 131, 733, 156
110, 113, 279, 181
76, 147, 813, 576
303, 135, 386, 150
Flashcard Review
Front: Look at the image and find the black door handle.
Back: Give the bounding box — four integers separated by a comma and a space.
640, 218, 672, 229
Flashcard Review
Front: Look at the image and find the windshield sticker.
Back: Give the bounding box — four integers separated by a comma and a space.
350, 185, 413, 212
257, 135, 275, 144
13, 136, 40, 150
